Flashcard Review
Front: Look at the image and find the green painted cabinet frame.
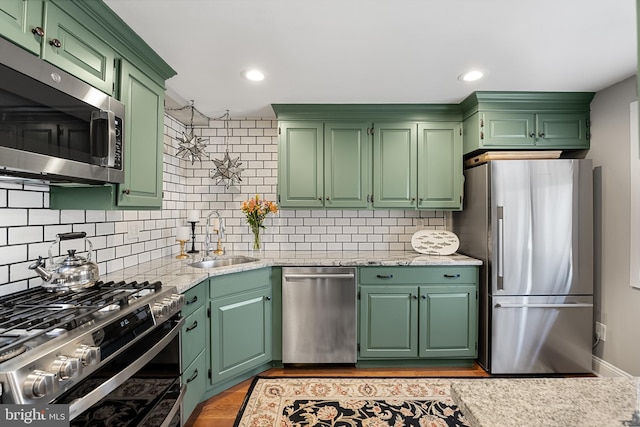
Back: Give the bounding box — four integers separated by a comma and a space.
0, 0, 43, 54
461, 92, 594, 155
208, 269, 273, 385
358, 266, 478, 360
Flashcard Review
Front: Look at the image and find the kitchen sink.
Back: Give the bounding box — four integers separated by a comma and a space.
188, 255, 259, 269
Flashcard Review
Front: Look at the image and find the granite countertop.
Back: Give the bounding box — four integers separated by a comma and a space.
450, 377, 640, 427
101, 250, 481, 293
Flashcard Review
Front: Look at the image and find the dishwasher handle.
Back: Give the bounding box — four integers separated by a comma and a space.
283, 273, 355, 280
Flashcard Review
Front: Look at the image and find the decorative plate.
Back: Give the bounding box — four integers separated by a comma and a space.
411, 230, 460, 255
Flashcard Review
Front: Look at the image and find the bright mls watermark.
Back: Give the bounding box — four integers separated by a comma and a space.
1, 405, 69, 427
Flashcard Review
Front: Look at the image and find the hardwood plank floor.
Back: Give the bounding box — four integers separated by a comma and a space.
185, 363, 489, 427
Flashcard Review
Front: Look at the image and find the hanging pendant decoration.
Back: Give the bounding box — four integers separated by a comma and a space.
210, 110, 244, 189
175, 100, 209, 165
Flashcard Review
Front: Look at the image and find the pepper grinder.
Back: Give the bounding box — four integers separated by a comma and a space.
187, 210, 199, 254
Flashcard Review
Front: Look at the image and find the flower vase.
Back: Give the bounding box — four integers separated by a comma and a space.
252, 227, 261, 250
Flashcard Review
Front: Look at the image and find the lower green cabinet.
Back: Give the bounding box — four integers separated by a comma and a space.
208, 269, 273, 385
358, 266, 478, 360
180, 280, 207, 424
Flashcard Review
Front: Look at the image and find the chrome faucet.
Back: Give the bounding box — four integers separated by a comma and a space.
204, 210, 225, 256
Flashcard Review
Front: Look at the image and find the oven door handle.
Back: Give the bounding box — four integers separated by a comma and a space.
159, 384, 186, 427
68, 316, 185, 420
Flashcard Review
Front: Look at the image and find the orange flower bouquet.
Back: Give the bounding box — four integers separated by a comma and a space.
241, 195, 278, 250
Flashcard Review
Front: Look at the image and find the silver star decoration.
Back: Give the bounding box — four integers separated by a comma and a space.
176, 131, 208, 165
210, 150, 244, 189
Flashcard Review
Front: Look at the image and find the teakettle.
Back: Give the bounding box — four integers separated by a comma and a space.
29, 232, 100, 292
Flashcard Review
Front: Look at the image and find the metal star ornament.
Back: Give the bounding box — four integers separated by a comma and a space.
176, 131, 208, 165
211, 150, 244, 189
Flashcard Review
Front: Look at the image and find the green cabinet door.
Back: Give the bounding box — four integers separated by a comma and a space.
182, 350, 206, 426
417, 123, 463, 210
209, 286, 272, 384
278, 121, 324, 208
359, 285, 418, 358
42, 2, 116, 95
535, 113, 589, 148
481, 112, 536, 147
0, 0, 43, 54
324, 122, 371, 208
372, 122, 417, 208
418, 285, 477, 358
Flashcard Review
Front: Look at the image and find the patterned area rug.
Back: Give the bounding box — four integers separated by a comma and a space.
234, 377, 470, 427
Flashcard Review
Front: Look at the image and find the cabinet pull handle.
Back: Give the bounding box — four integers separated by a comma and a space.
186, 369, 199, 383
49, 38, 62, 48
31, 27, 44, 37
186, 295, 198, 305
376, 274, 393, 279
186, 320, 198, 332
443, 274, 460, 278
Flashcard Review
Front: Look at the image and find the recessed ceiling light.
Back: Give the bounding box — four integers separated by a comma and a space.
241, 69, 265, 81
458, 70, 484, 82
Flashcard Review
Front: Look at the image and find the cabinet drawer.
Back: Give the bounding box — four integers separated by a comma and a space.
181, 305, 206, 368
182, 349, 206, 425
359, 266, 477, 284
210, 268, 271, 298
182, 281, 206, 318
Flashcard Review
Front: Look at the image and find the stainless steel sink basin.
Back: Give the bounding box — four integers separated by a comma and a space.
188, 256, 259, 269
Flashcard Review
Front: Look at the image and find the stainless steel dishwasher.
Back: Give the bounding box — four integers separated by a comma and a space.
282, 267, 357, 364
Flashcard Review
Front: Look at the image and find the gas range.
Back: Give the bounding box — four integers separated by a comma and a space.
0, 280, 184, 407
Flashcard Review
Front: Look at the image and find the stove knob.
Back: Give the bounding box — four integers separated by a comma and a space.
162, 298, 177, 312
51, 356, 82, 380
153, 302, 169, 317
23, 370, 58, 398
74, 345, 100, 366
170, 293, 185, 309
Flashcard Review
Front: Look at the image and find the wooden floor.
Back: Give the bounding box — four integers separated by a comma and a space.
185, 363, 490, 427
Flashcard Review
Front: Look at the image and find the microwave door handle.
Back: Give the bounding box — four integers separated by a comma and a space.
497, 206, 504, 290
105, 109, 116, 167
90, 110, 116, 167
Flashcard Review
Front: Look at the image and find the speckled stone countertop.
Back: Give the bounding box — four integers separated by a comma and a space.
101, 250, 481, 293
450, 377, 640, 427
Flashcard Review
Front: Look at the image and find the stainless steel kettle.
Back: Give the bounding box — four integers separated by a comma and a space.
29, 232, 100, 292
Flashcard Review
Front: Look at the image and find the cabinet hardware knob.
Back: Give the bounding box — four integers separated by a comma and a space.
529, 132, 536, 138
412, 295, 418, 300
317, 197, 322, 201
326, 197, 330, 201
538, 132, 545, 138
411, 197, 416, 202
186, 369, 198, 383
31, 27, 44, 37
49, 38, 62, 48
421, 295, 427, 299
419, 198, 424, 203
265, 296, 272, 301
186, 321, 198, 332
122, 188, 131, 195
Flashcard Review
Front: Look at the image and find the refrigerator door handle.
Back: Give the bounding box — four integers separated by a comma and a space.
497, 206, 504, 290
495, 303, 594, 309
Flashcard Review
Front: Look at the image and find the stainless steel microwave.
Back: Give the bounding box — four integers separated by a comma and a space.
0, 37, 124, 184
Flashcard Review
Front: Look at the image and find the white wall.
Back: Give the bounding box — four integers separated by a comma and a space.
0, 114, 446, 295
587, 75, 640, 375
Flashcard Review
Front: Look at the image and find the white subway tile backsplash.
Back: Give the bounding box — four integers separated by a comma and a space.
8, 226, 43, 244
8, 190, 43, 208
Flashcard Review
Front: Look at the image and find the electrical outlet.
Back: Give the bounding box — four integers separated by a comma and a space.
595, 321, 607, 342
127, 222, 141, 240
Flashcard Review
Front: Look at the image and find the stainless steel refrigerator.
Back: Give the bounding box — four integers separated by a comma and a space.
452, 159, 593, 374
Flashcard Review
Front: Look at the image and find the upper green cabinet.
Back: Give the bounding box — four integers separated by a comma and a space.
278, 121, 370, 208
273, 105, 464, 211
461, 92, 594, 155
0, 0, 43, 54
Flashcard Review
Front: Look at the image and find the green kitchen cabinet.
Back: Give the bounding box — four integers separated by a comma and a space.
0, 0, 43, 54
358, 266, 478, 360
461, 92, 594, 155
278, 121, 370, 208
417, 123, 463, 210
208, 268, 273, 386
372, 122, 417, 209
180, 282, 207, 425
50, 60, 166, 209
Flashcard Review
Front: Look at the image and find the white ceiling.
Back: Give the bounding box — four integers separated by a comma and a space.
103, 0, 637, 122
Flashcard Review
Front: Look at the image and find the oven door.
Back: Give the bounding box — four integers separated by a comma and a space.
54, 315, 185, 427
